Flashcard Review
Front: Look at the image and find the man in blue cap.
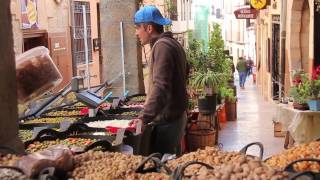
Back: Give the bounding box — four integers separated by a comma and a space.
134, 5, 188, 155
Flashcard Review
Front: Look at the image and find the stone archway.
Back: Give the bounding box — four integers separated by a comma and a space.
288, 0, 311, 73
300, 1, 310, 72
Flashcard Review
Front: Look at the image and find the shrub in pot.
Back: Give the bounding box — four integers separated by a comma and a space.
307, 65, 320, 111
289, 70, 310, 110
220, 87, 237, 121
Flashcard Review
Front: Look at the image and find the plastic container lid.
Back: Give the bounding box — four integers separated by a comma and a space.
16, 46, 63, 103
120, 145, 133, 155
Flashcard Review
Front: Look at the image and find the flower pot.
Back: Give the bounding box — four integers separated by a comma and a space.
217, 103, 226, 123
225, 99, 237, 121
198, 95, 217, 115
292, 102, 309, 110
307, 100, 320, 111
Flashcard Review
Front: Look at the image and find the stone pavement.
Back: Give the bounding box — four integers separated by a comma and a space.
219, 75, 284, 159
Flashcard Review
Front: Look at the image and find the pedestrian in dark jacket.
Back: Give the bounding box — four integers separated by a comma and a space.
236, 57, 247, 89
246, 58, 254, 76
134, 5, 188, 155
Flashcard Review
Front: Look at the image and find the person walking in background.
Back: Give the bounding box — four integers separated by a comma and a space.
237, 57, 247, 89
246, 58, 254, 76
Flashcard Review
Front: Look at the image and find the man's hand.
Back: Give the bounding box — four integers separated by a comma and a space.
130, 119, 146, 132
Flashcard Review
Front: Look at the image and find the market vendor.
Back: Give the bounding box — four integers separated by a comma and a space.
134, 5, 188, 155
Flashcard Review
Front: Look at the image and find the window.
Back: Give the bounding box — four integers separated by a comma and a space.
71, 1, 93, 65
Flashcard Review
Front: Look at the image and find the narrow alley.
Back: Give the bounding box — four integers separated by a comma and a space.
220, 76, 284, 159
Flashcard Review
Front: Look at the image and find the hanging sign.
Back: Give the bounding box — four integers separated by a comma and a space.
21, 0, 39, 29
250, 0, 268, 10
234, 8, 258, 19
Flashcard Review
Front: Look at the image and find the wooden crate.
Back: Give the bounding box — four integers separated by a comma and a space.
273, 121, 286, 137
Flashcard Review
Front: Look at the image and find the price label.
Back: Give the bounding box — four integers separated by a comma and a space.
135, 120, 142, 135
60, 120, 72, 132
114, 128, 125, 145
32, 126, 49, 139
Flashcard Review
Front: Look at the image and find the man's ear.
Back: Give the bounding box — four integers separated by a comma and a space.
147, 24, 153, 33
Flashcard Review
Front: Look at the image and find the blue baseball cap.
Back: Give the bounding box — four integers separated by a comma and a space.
135, 5, 172, 25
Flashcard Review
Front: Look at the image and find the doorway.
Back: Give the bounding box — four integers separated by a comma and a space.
271, 23, 280, 100
23, 30, 48, 52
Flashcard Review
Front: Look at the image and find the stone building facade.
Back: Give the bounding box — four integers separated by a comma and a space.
10, 0, 102, 91
255, 0, 314, 101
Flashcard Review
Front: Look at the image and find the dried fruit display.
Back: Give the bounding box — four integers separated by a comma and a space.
129, 96, 146, 102
18, 130, 33, 142
127, 172, 170, 180
0, 168, 29, 180
119, 111, 140, 116
26, 138, 96, 153
167, 147, 244, 170
22, 117, 77, 124
74, 102, 86, 107
0, 154, 21, 166
44, 110, 81, 117
266, 141, 320, 172
70, 151, 145, 180
179, 155, 289, 180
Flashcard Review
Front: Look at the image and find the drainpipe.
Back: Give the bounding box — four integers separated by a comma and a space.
279, 0, 287, 100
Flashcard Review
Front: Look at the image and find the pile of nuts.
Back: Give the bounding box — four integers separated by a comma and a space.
22, 117, 77, 124
180, 154, 289, 180
167, 147, 244, 170
18, 130, 33, 142
45, 110, 81, 117
266, 141, 320, 172
0, 154, 28, 180
0, 168, 29, 180
26, 138, 96, 153
70, 151, 144, 180
70, 151, 170, 180
0, 154, 21, 166
129, 96, 146, 103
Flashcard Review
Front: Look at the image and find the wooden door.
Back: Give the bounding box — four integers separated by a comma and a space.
48, 32, 73, 92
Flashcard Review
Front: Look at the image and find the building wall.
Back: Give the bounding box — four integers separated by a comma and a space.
11, 0, 101, 91
255, 0, 314, 101
223, 0, 255, 67
74, 0, 101, 86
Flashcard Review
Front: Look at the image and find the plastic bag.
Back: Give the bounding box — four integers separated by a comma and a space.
16, 145, 73, 178
16, 46, 62, 103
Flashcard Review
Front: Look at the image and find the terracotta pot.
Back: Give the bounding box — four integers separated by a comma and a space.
217, 104, 226, 123
225, 99, 237, 121
292, 102, 309, 110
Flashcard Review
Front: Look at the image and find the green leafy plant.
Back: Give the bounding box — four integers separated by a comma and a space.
289, 70, 311, 104
190, 70, 224, 95
310, 65, 320, 99
220, 87, 236, 103
187, 24, 232, 96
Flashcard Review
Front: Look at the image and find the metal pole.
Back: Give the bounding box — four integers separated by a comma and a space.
82, 5, 91, 91
279, 0, 287, 100
120, 22, 126, 96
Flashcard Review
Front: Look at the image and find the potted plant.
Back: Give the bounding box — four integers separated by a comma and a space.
289, 70, 310, 110
190, 70, 223, 114
307, 65, 320, 111
187, 24, 232, 114
220, 87, 237, 121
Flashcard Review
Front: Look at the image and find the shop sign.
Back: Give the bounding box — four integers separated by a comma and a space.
250, 0, 268, 10
234, 8, 258, 19
21, 0, 39, 29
